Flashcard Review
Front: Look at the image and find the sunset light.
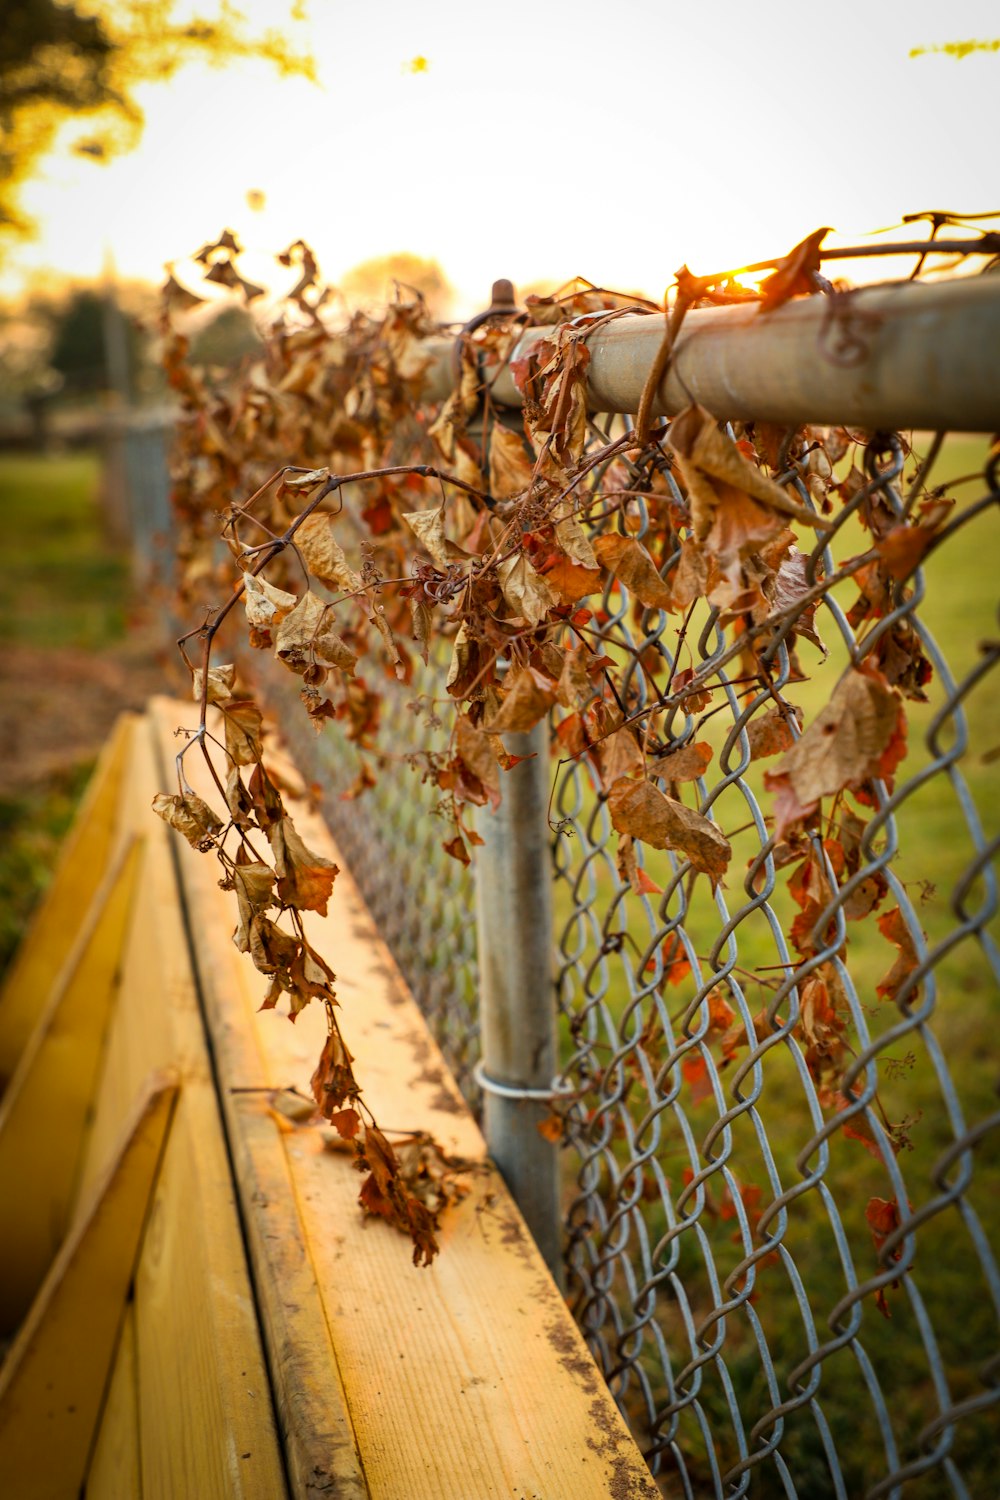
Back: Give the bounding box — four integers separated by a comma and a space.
5, 0, 998, 312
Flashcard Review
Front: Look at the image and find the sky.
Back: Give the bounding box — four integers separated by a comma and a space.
7, 0, 998, 315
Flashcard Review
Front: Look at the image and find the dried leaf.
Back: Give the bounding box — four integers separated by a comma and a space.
656, 739, 713, 783
403, 505, 452, 569
771, 548, 825, 652
296, 515, 363, 592
222, 698, 264, 766
152, 791, 223, 851
767, 665, 906, 822
242, 571, 298, 631
192, 663, 236, 704
275, 590, 357, 675
746, 708, 800, 761
593, 534, 673, 611
759, 228, 831, 312
482, 665, 558, 734
232, 858, 276, 953
497, 553, 557, 628
489, 424, 535, 499
536, 549, 601, 604
669, 405, 829, 536
598, 725, 645, 788
454, 714, 501, 810
876, 906, 920, 1003
267, 815, 338, 914
555, 512, 598, 570
607, 777, 731, 884
311, 1025, 359, 1115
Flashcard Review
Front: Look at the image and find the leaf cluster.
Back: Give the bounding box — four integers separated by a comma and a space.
158, 233, 960, 1280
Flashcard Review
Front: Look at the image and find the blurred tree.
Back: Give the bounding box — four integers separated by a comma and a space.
48, 287, 148, 396
339, 253, 455, 319
189, 303, 262, 369
0, 0, 314, 255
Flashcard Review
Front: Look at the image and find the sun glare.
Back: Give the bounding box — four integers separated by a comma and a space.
3, 0, 997, 313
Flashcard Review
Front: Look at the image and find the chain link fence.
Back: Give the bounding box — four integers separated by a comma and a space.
128, 294, 998, 1496
549, 429, 999, 1497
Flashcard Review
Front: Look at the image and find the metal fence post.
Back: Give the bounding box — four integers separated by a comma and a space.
474, 722, 561, 1283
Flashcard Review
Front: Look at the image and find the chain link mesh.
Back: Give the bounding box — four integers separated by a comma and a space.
551, 430, 999, 1497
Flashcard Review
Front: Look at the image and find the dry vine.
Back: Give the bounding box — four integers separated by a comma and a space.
155, 227, 985, 1272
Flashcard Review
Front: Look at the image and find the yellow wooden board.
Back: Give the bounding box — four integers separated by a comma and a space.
0, 713, 136, 1089
0, 837, 143, 1331
0, 1074, 177, 1500
151, 696, 660, 1500
84, 1301, 140, 1500
122, 713, 289, 1500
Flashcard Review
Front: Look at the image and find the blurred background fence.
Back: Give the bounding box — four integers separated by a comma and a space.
114, 296, 999, 1499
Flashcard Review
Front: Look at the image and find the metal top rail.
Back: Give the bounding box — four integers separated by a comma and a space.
423, 277, 1000, 431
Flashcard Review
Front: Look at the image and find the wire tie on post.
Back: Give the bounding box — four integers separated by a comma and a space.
472, 1061, 576, 1104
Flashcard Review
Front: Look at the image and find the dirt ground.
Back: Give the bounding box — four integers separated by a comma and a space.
0, 621, 178, 798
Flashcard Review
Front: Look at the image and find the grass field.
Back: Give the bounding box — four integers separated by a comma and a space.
0, 452, 126, 650
552, 436, 999, 1495
0, 450, 123, 975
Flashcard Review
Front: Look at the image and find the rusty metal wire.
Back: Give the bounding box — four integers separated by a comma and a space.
551, 430, 999, 1497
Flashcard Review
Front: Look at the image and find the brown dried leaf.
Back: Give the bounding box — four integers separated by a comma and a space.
267, 815, 338, 914
192, 663, 236, 704
555, 512, 599, 570
222, 699, 264, 766
771, 548, 825, 652
497, 554, 557, 628
311, 1025, 359, 1116
593, 534, 672, 611
152, 790, 223, 851
411, 599, 432, 664
243, 571, 298, 631
876, 906, 921, 1003
598, 725, 645, 788
275, 590, 357, 675
759, 228, 831, 312
454, 714, 501, 810
402, 505, 452, 569
607, 778, 731, 884
232, 859, 277, 952
488, 424, 535, 499
482, 666, 558, 734
536, 549, 601, 604
746, 708, 800, 761
771, 665, 905, 811
368, 601, 403, 674
669, 405, 829, 537
295, 515, 363, 592
656, 739, 713, 783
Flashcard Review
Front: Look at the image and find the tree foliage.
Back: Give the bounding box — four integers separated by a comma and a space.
0, 0, 313, 250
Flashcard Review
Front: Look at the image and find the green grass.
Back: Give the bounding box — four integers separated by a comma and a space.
0, 762, 95, 975
0, 451, 127, 650
552, 436, 999, 1495
0, 450, 126, 978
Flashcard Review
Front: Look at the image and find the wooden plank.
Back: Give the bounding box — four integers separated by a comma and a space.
0, 713, 137, 1089
0, 1074, 177, 1500
85, 1302, 140, 1500
151, 696, 660, 1500
0, 837, 144, 1332
123, 713, 290, 1500
147, 705, 368, 1500
133, 1091, 289, 1500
